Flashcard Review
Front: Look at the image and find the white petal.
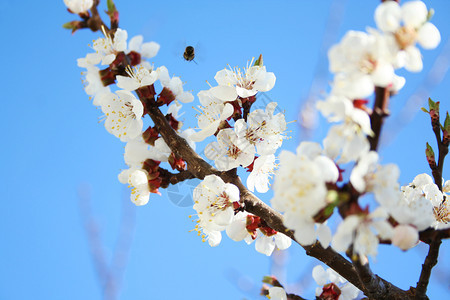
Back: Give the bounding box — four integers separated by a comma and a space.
405, 47, 423, 72
214, 69, 237, 86
401, 1, 428, 28
141, 41, 160, 58
274, 233, 291, 250
293, 219, 316, 245
296, 141, 322, 160
177, 91, 194, 103
128, 35, 143, 52
371, 62, 394, 87
392, 225, 419, 250
221, 103, 234, 120
316, 223, 332, 248
417, 22, 441, 50
375, 1, 401, 32
332, 216, 360, 252
214, 208, 234, 226
210, 85, 238, 102
312, 265, 328, 286
226, 213, 248, 242
255, 235, 276, 256
392, 75, 406, 92
207, 230, 222, 247
189, 120, 221, 142
117, 75, 140, 91
268, 287, 287, 300
314, 156, 339, 183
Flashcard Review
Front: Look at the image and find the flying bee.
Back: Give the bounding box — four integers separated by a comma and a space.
183, 46, 197, 64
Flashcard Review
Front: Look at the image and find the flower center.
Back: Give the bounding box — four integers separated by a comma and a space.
394, 26, 418, 50
433, 198, 449, 224
227, 144, 242, 159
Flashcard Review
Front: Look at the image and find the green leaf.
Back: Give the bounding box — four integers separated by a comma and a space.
421, 107, 429, 113
62, 22, 75, 29
107, 0, 117, 13
428, 98, 440, 112
262, 276, 274, 284
444, 112, 450, 130
426, 142, 435, 157
254, 54, 263, 67
427, 8, 435, 22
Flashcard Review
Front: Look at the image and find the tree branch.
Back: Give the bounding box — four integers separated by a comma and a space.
144, 99, 413, 298
414, 234, 443, 299
368, 87, 390, 151
352, 258, 409, 300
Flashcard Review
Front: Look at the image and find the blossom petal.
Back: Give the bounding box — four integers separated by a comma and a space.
417, 22, 441, 50
375, 1, 401, 32
210, 85, 238, 102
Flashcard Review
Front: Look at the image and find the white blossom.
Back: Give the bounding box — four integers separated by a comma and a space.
100, 90, 144, 142
127, 35, 160, 59
323, 122, 370, 164
317, 95, 373, 136
156, 66, 194, 103
192, 175, 239, 246
64, 0, 93, 14
272, 142, 338, 245
116, 64, 158, 91
92, 28, 128, 65
332, 208, 393, 258
226, 212, 291, 256
328, 30, 397, 98
235, 102, 287, 155
312, 265, 360, 300
374, 0, 441, 72
247, 155, 276, 193
118, 168, 150, 206
386, 174, 443, 231
189, 88, 234, 142
205, 129, 255, 171
214, 59, 276, 98
79, 65, 111, 106
392, 224, 419, 250
267, 287, 287, 300
123, 136, 169, 167
350, 151, 401, 207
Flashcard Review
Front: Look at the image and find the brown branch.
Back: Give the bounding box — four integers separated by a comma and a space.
414, 235, 443, 299
419, 228, 450, 244
430, 115, 448, 190
143, 99, 414, 298
287, 294, 307, 300
368, 87, 390, 151
352, 258, 409, 300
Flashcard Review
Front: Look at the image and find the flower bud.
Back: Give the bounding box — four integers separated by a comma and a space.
392, 225, 419, 250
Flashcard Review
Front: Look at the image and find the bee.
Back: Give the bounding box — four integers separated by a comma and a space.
183, 46, 197, 64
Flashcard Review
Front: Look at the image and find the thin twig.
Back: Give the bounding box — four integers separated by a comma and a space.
368, 87, 390, 151
415, 235, 443, 299
143, 99, 413, 298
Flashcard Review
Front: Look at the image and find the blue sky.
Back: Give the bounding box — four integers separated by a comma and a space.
0, 0, 449, 299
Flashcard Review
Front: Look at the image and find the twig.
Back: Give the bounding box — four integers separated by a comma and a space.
420, 228, 450, 244
430, 116, 448, 190
368, 87, 390, 151
382, 37, 450, 147
414, 234, 443, 299
143, 99, 413, 298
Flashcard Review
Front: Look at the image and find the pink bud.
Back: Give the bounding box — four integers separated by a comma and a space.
392, 225, 419, 250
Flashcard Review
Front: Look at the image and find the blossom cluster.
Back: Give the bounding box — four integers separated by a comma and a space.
270, 0, 446, 260
191, 175, 291, 256
67, 0, 448, 278
77, 25, 196, 206
191, 58, 286, 193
